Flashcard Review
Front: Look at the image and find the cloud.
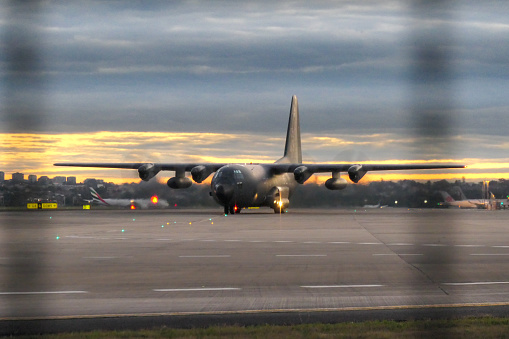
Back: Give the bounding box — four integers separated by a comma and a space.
1, 1, 508, 165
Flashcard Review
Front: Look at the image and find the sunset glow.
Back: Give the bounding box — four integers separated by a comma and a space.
2, 132, 508, 185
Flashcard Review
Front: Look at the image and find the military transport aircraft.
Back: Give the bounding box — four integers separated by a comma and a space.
55, 96, 465, 215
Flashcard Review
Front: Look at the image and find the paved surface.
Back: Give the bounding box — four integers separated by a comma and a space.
1, 208, 509, 333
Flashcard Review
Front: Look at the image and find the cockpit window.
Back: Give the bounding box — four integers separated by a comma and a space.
233, 169, 244, 181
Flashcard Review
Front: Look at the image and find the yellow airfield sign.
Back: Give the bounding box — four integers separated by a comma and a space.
27, 203, 58, 209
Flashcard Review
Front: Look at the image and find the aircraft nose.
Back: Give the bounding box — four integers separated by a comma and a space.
214, 183, 234, 203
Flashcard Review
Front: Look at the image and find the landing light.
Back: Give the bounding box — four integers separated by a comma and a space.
130, 205, 136, 210
151, 196, 158, 204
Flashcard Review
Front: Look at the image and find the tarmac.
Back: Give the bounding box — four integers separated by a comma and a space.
2, 207, 509, 334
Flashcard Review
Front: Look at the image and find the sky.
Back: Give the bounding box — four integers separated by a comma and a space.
1, 1, 509, 184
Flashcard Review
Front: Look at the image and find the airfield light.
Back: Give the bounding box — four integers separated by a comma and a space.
151, 195, 158, 204
130, 204, 136, 210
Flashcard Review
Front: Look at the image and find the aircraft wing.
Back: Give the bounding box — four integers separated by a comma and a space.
54, 162, 228, 182
53, 162, 227, 171
263, 163, 466, 183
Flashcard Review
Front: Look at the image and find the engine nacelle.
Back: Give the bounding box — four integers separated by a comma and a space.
348, 164, 367, 183
325, 177, 348, 190
138, 163, 160, 182
293, 166, 313, 184
191, 165, 213, 183
167, 177, 192, 189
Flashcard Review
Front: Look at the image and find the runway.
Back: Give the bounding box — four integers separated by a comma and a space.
2, 208, 509, 333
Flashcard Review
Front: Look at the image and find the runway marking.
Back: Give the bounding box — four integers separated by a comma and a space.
454, 244, 485, 247
153, 288, 241, 292
276, 254, 327, 257
301, 285, 383, 289
303, 241, 321, 244
373, 254, 423, 256
442, 281, 509, 286
224, 240, 241, 242
157, 238, 172, 241
470, 254, 509, 256
422, 244, 446, 247
0, 291, 88, 295
249, 240, 264, 243
179, 255, 231, 258
65, 236, 95, 239
357, 242, 383, 245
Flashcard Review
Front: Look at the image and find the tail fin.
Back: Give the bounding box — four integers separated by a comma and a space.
439, 191, 455, 203
277, 95, 302, 164
89, 187, 109, 205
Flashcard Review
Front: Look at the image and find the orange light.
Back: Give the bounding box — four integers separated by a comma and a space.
130, 205, 136, 210
151, 195, 158, 204
234, 205, 238, 212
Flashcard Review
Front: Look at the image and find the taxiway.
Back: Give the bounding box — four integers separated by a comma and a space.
2, 208, 509, 333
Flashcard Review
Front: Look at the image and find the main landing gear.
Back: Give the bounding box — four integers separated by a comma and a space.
224, 205, 240, 215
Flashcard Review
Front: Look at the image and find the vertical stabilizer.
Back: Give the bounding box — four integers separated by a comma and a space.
278, 95, 302, 164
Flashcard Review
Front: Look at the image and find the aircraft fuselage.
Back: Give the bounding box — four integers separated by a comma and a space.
210, 164, 297, 214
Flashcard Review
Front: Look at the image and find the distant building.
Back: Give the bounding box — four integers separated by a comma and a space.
0, 171, 4, 182
12, 172, 24, 183
66, 176, 77, 185
53, 176, 66, 185
28, 174, 37, 183
38, 176, 51, 185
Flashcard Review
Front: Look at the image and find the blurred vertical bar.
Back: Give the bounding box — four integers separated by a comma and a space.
409, 0, 457, 331
2, 0, 47, 332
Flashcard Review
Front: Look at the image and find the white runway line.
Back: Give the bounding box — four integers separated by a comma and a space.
442, 282, 509, 286
301, 285, 384, 289
276, 254, 327, 257
357, 242, 383, 245
0, 291, 88, 295
373, 254, 423, 256
153, 288, 241, 292
422, 244, 446, 247
470, 254, 509, 256
179, 255, 231, 258
492, 246, 509, 248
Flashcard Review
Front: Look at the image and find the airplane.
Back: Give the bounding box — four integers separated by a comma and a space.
438, 190, 485, 209
88, 187, 169, 209
55, 96, 465, 215
363, 201, 389, 209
